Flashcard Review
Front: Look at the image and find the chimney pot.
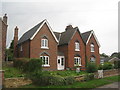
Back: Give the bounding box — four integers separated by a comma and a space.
65, 25, 73, 31
3, 14, 7, 24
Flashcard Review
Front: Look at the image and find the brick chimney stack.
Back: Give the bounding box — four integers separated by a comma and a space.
65, 25, 73, 31
3, 14, 7, 24
13, 26, 18, 58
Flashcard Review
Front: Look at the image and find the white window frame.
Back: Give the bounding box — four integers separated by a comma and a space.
40, 56, 50, 67
41, 39, 49, 49
20, 45, 23, 51
90, 57, 96, 63
74, 57, 81, 66
91, 43, 95, 52
75, 42, 80, 51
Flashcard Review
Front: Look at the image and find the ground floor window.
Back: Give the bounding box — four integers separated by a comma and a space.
74, 57, 81, 66
90, 56, 96, 63
40, 56, 50, 67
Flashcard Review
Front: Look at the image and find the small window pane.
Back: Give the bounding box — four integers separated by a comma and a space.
61, 58, 64, 65
58, 59, 60, 64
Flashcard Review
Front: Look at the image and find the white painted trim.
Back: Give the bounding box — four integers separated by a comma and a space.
68, 30, 77, 44
86, 30, 100, 47
30, 19, 58, 43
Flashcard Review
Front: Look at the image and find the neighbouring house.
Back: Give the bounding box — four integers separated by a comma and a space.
0, 14, 8, 62
81, 30, 100, 65
13, 19, 100, 71
108, 57, 120, 63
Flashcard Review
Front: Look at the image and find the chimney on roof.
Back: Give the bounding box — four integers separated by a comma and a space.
3, 14, 7, 24
13, 26, 18, 58
65, 25, 73, 31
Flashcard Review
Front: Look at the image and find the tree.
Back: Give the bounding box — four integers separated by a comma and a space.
6, 40, 14, 61
100, 53, 109, 58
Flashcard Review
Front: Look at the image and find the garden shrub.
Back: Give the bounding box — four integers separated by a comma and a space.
64, 76, 75, 85
98, 64, 103, 70
23, 58, 42, 72
86, 62, 97, 73
102, 62, 113, 70
13, 58, 42, 73
84, 73, 95, 81
13, 58, 29, 70
30, 71, 75, 86
114, 61, 120, 69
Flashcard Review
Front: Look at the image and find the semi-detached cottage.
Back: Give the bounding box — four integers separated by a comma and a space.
14, 19, 100, 71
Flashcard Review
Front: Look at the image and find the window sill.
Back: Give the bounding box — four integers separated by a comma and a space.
42, 65, 50, 67
75, 49, 80, 51
74, 64, 82, 66
41, 47, 49, 49
91, 51, 95, 52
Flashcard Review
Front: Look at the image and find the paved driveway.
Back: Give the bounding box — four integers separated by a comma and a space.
92, 82, 120, 90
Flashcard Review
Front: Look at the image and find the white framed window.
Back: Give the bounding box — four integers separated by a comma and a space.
40, 56, 50, 67
75, 42, 80, 51
91, 43, 94, 52
41, 39, 48, 49
90, 57, 96, 62
20, 45, 23, 51
74, 57, 81, 66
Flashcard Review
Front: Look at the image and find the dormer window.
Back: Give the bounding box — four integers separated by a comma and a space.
75, 42, 80, 51
41, 38, 48, 49
91, 43, 94, 52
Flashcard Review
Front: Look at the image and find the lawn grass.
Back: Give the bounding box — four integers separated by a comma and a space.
3, 66, 25, 78
21, 75, 120, 88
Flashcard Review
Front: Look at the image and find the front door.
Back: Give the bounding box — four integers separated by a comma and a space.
57, 56, 65, 70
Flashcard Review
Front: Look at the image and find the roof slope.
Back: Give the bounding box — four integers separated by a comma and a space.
18, 20, 45, 44
54, 28, 77, 45
81, 30, 92, 43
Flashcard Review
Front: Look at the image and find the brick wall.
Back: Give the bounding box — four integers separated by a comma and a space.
17, 40, 30, 58
30, 23, 58, 70
68, 30, 86, 70
86, 34, 100, 65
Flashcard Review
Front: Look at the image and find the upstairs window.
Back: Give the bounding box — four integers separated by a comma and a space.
90, 56, 96, 63
40, 56, 50, 67
91, 43, 94, 52
41, 39, 48, 49
74, 57, 81, 66
75, 42, 80, 51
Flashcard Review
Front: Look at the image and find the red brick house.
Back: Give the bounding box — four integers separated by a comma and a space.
0, 14, 8, 62
81, 30, 100, 65
14, 19, 100, 70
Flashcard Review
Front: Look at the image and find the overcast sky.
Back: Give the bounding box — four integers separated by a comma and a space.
1, 0, 119, 55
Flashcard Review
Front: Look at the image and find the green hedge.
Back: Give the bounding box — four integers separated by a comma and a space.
86, 62, 97, 73
29, 71, 75, 86
114, 61, 120, 69
98, 63, 113, 70
84, 73, 95, 81
13, 58, 42, 73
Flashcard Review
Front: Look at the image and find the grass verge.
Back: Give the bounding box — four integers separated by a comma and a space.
21, 75, 120, 88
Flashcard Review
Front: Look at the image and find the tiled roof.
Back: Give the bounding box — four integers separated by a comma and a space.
18, 20, 45, 44
81, 30, 92, 43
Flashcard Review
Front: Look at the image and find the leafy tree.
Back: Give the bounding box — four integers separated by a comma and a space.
100, 53, 109, 58
6, 40, 14, 61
